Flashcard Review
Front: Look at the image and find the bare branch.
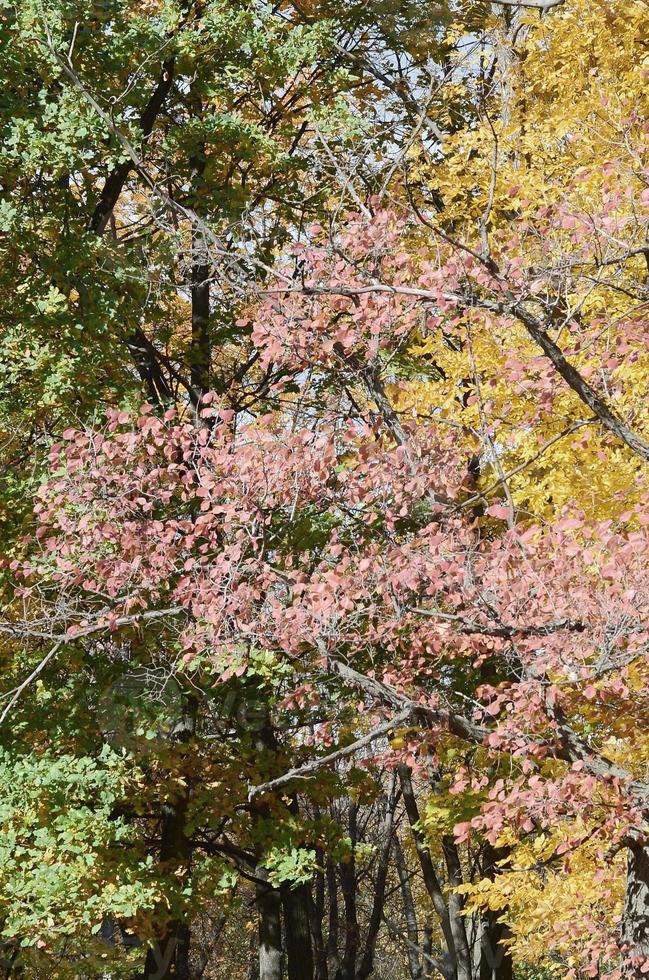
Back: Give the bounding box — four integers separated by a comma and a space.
406, 608, 586, 638
455, 418, 595, 513
0, 640, 64, 727
248, 709, 411, 799
489, 0, 565, 8
0, 607, 185, 724
264, 281, 649, 464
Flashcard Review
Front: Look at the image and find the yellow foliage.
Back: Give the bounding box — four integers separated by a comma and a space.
394, 0, 649, 522
401, 4, 649, 969
459, 834, 624, 969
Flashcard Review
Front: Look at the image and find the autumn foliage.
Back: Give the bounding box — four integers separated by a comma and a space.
2, 0, 649, 978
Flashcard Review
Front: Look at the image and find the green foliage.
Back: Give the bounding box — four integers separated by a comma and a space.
0, 746, 157, 945
264, 847, 317, 888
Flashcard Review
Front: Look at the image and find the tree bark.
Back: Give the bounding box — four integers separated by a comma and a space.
189, 125, 211, 398
357, 774, 398, 978
327, 859, 341, 978
398, 767, 456, 962
394, 835, 423, 979
337, 802, 359, 980
310, 847, 329, 980
479, 844, 514, 980
283, 882, 315, 980
257, 880, 283, 980
89, 59, 175, 235
442, 836, 472, 980
247, 928, 261, 980
621, 843, 649, 977
478, 913, 513, 980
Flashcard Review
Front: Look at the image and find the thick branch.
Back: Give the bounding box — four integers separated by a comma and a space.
326, 652, 649, 806
89, 56, 175, 234
505, 301, 649, 462
489, 0, 564, 7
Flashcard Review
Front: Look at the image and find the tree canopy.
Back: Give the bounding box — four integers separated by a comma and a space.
1, 1, 649, 978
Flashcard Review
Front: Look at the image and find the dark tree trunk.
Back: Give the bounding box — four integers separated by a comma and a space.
479, 844, 514, 980
337, 803, 359, 980
257, 881, 283, 980
621, 843, 649, 977
442, 836, 472, 980
327, 859, 341, 978
248, 710, 288, 980
89, 59, 175, 234
142, 697, 196, 980
88, 58, 176, 407
310, 847, 329, 980
398, 767, 456, 963
190, 237, 211, 397
422, 925, 435, 980
479, 914, 513, 980
283, 882, 315, 980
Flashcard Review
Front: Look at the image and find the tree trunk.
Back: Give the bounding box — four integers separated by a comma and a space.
394, 836, 423, 979
621, 843, 649, 977
422, 925, 436, 980
478, 914, 513, 980
257, 880, 283, 980
398, 767, 457, 964
188, 95, 211, 402
88, 58, 176, 408
479, 844, 514, 980
310, 847, 329, 980
248, 710, 286, 980
357, 774, 398, 978
337, 802, 359, 980
283, 882, 315, 980
327, 859, 341, 978
142, 696, 196, 980
442, 836, 472, 980
190, 209, 211, 397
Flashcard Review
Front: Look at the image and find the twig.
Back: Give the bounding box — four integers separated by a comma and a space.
0, 640, 64, 726
455, 418, 595, 513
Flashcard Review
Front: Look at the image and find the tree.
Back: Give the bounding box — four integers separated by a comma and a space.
3, 2, 649, 978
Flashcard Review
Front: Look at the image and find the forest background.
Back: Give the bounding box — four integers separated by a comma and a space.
2, 0, 649, 978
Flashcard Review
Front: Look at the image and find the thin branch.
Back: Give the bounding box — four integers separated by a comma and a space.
264, 281, 649, 464
405, 608, 585, 638
489, 0, 565, 8
455, 418, 595, 513
248, 709, 411, 799
0, 640, 64, 726
0, 607, 185, 724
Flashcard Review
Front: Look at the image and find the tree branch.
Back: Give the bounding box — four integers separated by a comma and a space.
265, 280, 649, 464
0, 607, 185, 724
248, 709, 411, 799
406, 607, 586, 638
489, 0, 565, 8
